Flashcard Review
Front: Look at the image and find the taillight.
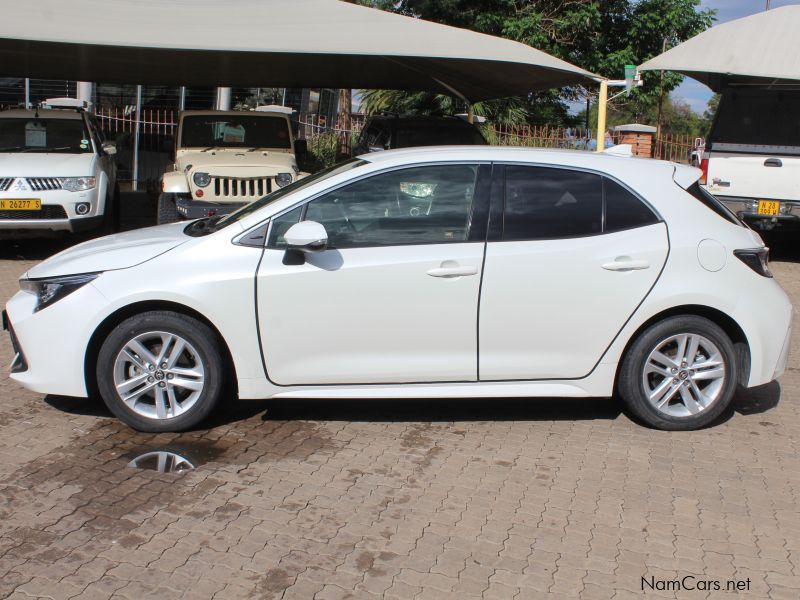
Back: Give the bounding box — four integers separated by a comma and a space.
734, 248, 773, 278
699, 158, 709, 185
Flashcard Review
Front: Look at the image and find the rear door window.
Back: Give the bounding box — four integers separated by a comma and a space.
503, 166, 602, 240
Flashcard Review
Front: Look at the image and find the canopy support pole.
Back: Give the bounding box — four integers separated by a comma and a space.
24, 78, 30, 109
178, 86, 186, 111
132, 84, 142, 192
596, 79, 608, 152
467, 104, 474, 124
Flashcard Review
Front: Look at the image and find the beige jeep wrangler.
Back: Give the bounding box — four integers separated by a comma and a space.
158, 109, 307, 223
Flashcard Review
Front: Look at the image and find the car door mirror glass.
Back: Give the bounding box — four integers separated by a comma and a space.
101, 141, 117, 156
284, 220, 328, 252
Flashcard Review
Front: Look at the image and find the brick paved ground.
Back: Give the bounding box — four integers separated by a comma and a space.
1, 218, 799, 599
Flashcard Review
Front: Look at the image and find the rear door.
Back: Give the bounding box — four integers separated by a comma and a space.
479, 165, 669, 381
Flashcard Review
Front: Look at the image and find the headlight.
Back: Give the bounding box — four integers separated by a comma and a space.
20, 273, 100, 312
193, 172, 211, 188
275, 172, 293, 188
62, 177, 96, 192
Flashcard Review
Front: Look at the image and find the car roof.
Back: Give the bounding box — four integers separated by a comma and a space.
358, 145, 700, 186
0, 108, 83, 120
371, 115, 473, 126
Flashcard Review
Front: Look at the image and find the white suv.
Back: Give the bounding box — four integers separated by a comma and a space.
0, 105, 118, 234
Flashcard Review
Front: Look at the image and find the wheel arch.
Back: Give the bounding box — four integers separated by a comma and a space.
615, 304, 751, 390
84, 300, 238, 399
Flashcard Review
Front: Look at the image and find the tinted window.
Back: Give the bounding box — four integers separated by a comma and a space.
710, 89, 800, 148
503, 166, 602, 240
604, 178, 659, 232
303, 164, 478, 248
396, 122, 487, 148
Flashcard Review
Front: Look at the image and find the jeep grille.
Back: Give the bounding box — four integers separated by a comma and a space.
212, 176, 272, 200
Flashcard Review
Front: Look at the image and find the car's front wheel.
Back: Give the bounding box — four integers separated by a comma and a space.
618, 315, 738, 431
96, 311, 224, 432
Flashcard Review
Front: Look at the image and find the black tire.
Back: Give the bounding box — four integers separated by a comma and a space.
157, 192, 179, 224
96, 311, 225, 432
618, 315, 738, 431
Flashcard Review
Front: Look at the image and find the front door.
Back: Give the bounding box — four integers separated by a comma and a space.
257, 163, 489, 386
479, 165, 669, 380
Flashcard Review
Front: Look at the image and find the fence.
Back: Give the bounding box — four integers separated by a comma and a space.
92, 106, 701, 187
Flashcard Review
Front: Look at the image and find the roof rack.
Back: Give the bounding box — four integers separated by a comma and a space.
39, 97, 89, 111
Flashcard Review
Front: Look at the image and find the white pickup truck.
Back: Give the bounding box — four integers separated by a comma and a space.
700, 89, 800, 230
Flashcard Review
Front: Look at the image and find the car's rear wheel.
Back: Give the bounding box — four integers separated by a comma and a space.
618, 315, 737, 430
157, 192, 179, 224
96, 311, 224, 432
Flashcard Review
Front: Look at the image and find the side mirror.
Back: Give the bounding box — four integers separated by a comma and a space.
367, 144, 386, 153
294, 139, 308, 158
101, 141, 117, 156
284, 220, 328, 253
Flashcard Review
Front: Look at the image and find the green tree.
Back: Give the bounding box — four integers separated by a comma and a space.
359, 1, 714, 127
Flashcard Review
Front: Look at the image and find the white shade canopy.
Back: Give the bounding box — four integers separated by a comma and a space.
639, 6, 800, 91
0, 0, 598, 102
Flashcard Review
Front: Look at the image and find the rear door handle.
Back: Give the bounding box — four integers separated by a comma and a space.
427, 266, 479, 278
602, 258, 650, 272
764, 158, 783, 167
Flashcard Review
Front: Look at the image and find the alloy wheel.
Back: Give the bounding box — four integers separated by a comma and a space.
113, 331, 205, 420
642, 333, 727, 418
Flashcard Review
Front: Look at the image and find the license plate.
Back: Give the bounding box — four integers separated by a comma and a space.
757, 200, 780, 216
0, 199, 41, 210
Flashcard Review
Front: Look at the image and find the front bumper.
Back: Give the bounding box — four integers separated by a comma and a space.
0, 188, 103, 233
5, 283, 108, 398
176, 197, 246, 220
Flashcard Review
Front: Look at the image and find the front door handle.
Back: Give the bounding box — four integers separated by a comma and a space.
427, 265, 479, 278
764, 158, 783, 168
602, 258, 650, 272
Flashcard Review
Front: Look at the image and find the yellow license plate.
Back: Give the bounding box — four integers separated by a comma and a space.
0, 199, 41, 210
758, 200, 780, 216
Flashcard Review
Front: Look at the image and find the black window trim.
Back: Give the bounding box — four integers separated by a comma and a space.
262, 160, 493, 250
493, 161, 665, 243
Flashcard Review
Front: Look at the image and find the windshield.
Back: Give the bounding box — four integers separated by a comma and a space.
0, 117, 92, 153
184, 159, 369, 236
180, 115, 291, 149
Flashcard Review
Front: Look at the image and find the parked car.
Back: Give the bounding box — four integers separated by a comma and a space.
353, 115, 487, 154
0, 101, 118, 235
4, 147, 791, 433
700, 88, 800, 229
158, 109, 307, 223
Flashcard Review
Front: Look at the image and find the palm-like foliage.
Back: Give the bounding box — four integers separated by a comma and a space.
359, 89, 529, 127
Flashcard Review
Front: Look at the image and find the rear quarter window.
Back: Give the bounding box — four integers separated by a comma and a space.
685, 182, 744, 226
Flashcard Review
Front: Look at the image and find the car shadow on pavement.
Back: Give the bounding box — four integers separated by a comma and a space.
258, 396, 624, 424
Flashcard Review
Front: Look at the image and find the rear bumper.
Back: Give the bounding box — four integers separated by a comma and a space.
718, 197, 800, 226
175, 197, 245, 220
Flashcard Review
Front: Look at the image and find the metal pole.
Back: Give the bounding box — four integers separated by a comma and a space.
24, 78, 30, 109
766, 0, 771, 9
132, 84, 142, 192
596, 80, 608, 152
77, 81, 93, 111
178, 86, 186, 111
215, 87, 232, 111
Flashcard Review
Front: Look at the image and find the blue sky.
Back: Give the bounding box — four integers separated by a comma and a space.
672, 0, 800, 112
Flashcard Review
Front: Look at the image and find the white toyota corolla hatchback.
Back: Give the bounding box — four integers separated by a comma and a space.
3, 147, 792, 432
